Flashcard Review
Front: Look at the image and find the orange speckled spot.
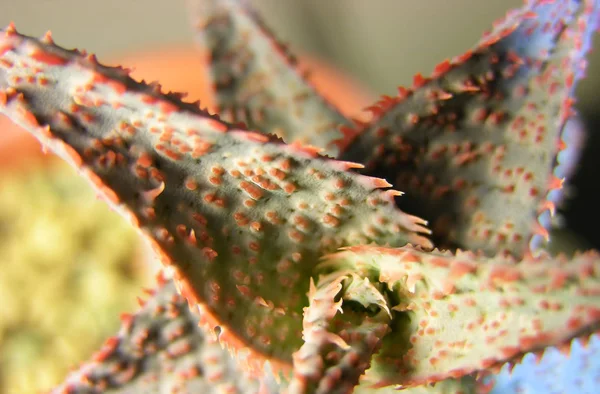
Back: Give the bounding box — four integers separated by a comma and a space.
137, 152, 153, 168
163, 148, 182, 161
31, 48, 67, 65
159, 100, 179, 114
202, 247, 218, 261
209, 176, 222, 186
141, 94, 158, 104
240, 181, 263, 200
0, 58, 13, 68
250, 221, 262, 232
450, 261, 476, 279
61, 143, 83, 166
489, 266, 521, 283
0, 44, 14, 57
92, 336, 120, 362
207, 118, 228, 132
185, 178, 198, 191
17, 107, 39, 128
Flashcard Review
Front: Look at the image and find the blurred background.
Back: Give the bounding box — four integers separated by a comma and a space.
0, 0, 599, 392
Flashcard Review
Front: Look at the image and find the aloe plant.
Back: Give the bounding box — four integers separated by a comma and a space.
1, 0, 599, 393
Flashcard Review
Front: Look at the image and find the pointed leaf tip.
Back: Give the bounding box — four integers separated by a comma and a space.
339, 0, 600, 257
187, 0, 354, 156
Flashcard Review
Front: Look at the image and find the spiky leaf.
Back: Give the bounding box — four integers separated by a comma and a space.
52, 275, 277, 393
0, 26, 431, 377
318, 245, 600, 388
340, 0, 599, 256
289, 274, 390, 394
187, 0, 353, 156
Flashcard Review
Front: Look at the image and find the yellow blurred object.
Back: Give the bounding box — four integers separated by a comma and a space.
0, 161, 149, 393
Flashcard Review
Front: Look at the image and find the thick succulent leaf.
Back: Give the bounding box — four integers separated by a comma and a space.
289, 274, 390, 394
0, 26, 431, 377
488, 333, 600, 393
52, 274, 278, 394
293, 275, 479, 394
318, 245, 600, 388
187, 0, 353, 156
339, 0, 600, 256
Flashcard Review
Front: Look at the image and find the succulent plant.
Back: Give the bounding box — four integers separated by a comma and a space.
1, 0, 599, 393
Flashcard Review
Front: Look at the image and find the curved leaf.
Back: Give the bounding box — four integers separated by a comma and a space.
340, 0, 600, 256
187, 0, 353, 156
319, 245, 600, 388
0, 26, 430, 377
